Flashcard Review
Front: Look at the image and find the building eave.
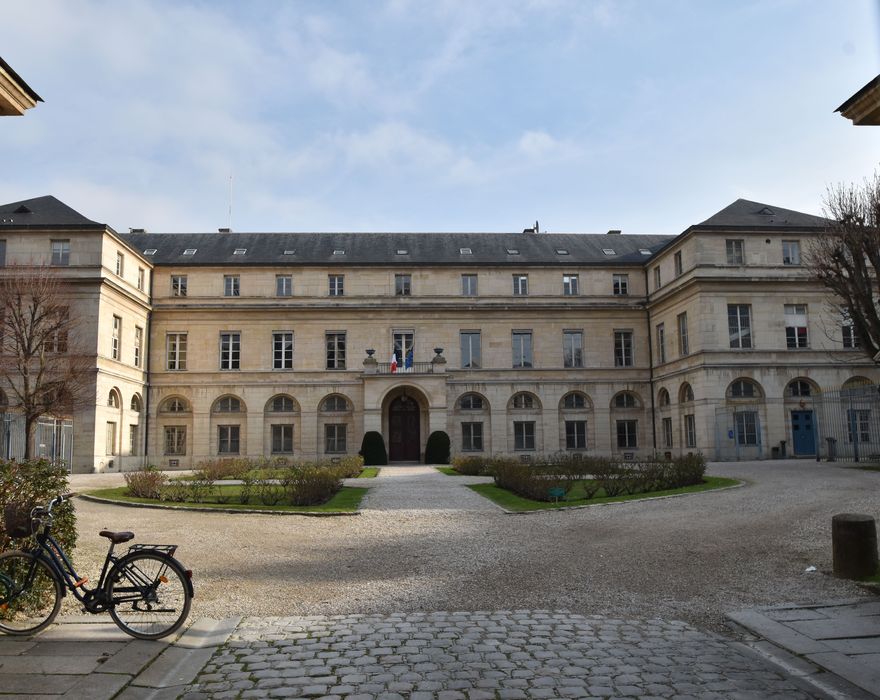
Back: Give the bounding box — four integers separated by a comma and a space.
0, 56, 42, 116
836, 74, 880, 125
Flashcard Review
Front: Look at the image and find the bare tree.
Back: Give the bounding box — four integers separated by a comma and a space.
808, 173, 880, 363
0, 266, 93, 459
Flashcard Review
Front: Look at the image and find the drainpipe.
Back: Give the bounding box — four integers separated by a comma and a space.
141, 268, 153, 468
644, 268, 657, 452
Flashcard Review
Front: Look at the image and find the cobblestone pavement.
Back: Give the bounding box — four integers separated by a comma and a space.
184, 610, 828, 699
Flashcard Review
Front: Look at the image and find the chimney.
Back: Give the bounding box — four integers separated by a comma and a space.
218, 227, 231, 233
129, 228, 146, 233
522, 220, 540, 234
607, 229, 621, 235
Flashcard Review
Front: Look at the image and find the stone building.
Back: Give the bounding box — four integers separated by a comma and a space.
0, 195, 877, 473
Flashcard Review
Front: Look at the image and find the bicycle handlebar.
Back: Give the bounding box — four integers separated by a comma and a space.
44, 492, 77, 515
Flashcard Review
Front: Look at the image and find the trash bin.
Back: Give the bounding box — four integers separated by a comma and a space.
771, 446, 780, 459
826, 437, 837, 462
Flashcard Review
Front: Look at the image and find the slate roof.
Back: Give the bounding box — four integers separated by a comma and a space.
123, 231, 674, 266
695, 198, 829, 229
0, 196, 101, 228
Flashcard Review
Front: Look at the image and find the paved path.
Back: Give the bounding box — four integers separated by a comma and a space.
359, 466, 497, 513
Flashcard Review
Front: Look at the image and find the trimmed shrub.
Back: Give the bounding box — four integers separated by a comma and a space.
359, 431, 388, 466
124, 466, 167, 499
160, 480, 191, 503
197, 458, 251, 481
1, 460, 76, 554
425, 431, 451, 464
281, 465, 342, 505
333, 455, 365, 477
451, 456, 488, 475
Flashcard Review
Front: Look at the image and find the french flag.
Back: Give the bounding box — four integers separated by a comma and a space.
390, 352, 398, 373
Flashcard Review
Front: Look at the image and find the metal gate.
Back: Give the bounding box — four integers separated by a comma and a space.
813, 383, 880, 462
0, 413, 73, 472
714, 406, 764, 461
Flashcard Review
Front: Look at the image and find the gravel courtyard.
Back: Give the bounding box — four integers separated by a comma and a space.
68, 460, 879, 634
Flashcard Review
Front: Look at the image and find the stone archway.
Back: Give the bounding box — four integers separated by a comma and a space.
388, 394, 420, 461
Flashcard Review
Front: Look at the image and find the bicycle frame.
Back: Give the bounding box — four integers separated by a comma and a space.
27, 528, 118, 603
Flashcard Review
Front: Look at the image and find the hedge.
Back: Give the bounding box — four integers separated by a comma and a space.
1, 460, 76, 554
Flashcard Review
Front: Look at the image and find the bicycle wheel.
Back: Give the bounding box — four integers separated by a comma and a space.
0, 551, 63, 635
106, 552, 191, 640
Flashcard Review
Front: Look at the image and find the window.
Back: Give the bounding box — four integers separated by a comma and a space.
283, 249, 296, 255
734, 411, 758, 445
728, 305, 752, 349
106, 422, 117, 455
129, 425, 138, 456
614, 330, 633, 367
326, 332, 346, 369
164, 426, 186, 455
329, 274, 344, 296
507, 248, 519, 255
273, 332, 294, 369
143, 248, 157, 256
220, 332, 241, 370
321, 395, 348, 412
395, 274, 412, 296
653, 267, 661, 290
656, 323, 666, 363
51, 240, 70, 266
685, 414, 697, 448
612, 274, 628, 296
171, 275, 187, 297
512, 393, 535, 409
460, 331, 481, 369
514, 421, 535, 450
44, 307, 69, 353
215, 396, 242, 413
137, 267, 145, 291
111, 315, 121, 360
563, 330, 583, 368
162, 398, 188, 413
512, 331, 533, 368
460, 247, 472, 255
271, 396, 295, 412
563, 274, 579, 296
183, 248, 197, 256
788, 380, 812, 397
116, 252, 125, 277
131, 395, 142, 412
565, 421, 587, 449
782, 240, 801, 266
616, 420, 638, 448
325, 424, 347, 453
166, 333, 187, 370
459, 394, 484, 410
658, 389, 670, 407
513, 275, 529, 296
393, 331, 414, 368
614, 392, 637, 409
847, 410, 871, 443
276, 275, 292, 297
677, 312, 689, 356
662, 417, 673, 448
843, 324, 861, 349
462, 422, 483, 451
681, 383, 694, 403
271, 424, 294, 454
218, 425, 240, 454
729, 379, 757, 398
784, 304, 808, 349
0, 240, 6, 266
674, 251, 683, 277
396, 249, 408, 255
224, 275, 240, 297
233, 248, 247, 256
563, 393, 586, 409
461, 274, 478, 296
108, 391, 119, 408
333, 249, 345, 256
134, 326, 143, 367
726, 239, 744, 265
602, 248, 615, 256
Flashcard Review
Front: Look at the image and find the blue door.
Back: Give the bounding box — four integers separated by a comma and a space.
791, 410, 816, 455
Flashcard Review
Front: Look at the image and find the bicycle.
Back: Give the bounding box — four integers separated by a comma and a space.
0, 493, 193, 640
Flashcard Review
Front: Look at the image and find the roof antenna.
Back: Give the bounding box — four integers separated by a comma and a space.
535, 220, 539, 233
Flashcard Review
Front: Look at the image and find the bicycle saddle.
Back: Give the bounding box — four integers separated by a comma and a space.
99, 530, 135, 544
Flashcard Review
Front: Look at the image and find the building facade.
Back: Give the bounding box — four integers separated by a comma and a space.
1, 195, 877, 473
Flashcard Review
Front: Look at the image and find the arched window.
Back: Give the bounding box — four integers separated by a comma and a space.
728, 379, 761, 399
161, 397, 189, 413
108, 390, 119, 408
269, 395, 296, 412
130, 394, 142, 412
459, 393, 484, 410
787, 380, 813, 398
214, 396, 242, 413
511, 393, 535, 410
679, 383, 694, 403
612, 392, 639, 409
321, 395, 349, 412
562, 392, 588, 410
657, 388, 670, 407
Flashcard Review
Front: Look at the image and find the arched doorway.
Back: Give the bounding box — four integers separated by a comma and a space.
388, 394, 420, 461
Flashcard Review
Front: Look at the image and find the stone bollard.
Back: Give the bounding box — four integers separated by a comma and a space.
832, 513, 879, 579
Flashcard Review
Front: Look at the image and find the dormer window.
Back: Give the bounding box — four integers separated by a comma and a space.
639, 249, 652, 255
183, 248, 197, 256
396, 249, 408, 255
333, 249, 345, 255
233, 248, 247, 255
143, 248, 157, 256
506, 248, 519, 255
602, 248, 616, 256
460, 248, 472, 255
555, 249, 569, 255
283, 249, 296, 255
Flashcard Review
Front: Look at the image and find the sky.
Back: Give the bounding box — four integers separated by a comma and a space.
2, 0, 880, 235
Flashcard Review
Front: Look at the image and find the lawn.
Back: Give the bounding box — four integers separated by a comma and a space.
358, 467, 380, 478
469, 476, 740, 512
435, 467, 463, 476
85, 485, 368, 513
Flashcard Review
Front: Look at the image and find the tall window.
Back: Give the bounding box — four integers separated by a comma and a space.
224, 275, 240, 297
393, 331, 415, 367
616, 420, 638, 448
129, 425, 138, 456
782, 240, 801, 265
106, 422, 117, 455
273, 331, 294, 369
164, 426, 186, 455
44, 307, 69, 354
726, 239, 744, 265
563, 274, 579, 296
462, 422, 483, 451
847, 410, 871, 443
171, 275, 187, 296
276, 275, 292, 297
514, 421, 535, 450
513, 274, 529, 296
134, 326, 143, 368
166, 333, 187, 370
662, 417, 673, 448
685, 414, 697, 448
460, 331, 481, 369
137, 267, 145, 291
325, 424, 347, 453
326, 332, 346, 369
51, 240, 70, 266
111, 315, 121, 360
656, 323, 666, 363
614, 330, 633, 367
565, 421, 587, 449
395, 274, 412, 296
563, 330, 583, 368
728, 304, 752, 348
784, 304, 808, 348
271, 424, 294, 453
653, 267, 661, 290
674, 251, 683, 277
218, 425, 240, 454
512, 331, 533, 368
329, 274, 344, 296
842, 324, 861, 349
220, 332, 241, 370
461, 274, 478, 296
115, 252, 125, 276
612, 274, 628, 296
734, 411, 758, 445
677, 312, 689, 356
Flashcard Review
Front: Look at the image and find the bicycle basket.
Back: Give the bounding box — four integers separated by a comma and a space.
2, 503, 34, 539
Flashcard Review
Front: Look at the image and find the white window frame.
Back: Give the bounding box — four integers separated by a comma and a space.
273, 331, 294, 370
166, 332, 187, 370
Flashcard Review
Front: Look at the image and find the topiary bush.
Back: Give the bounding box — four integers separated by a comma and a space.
359, 431, 388, 466
425, 431, 451, 464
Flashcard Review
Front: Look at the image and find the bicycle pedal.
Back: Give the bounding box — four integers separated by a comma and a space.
73, 577, 88, 588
